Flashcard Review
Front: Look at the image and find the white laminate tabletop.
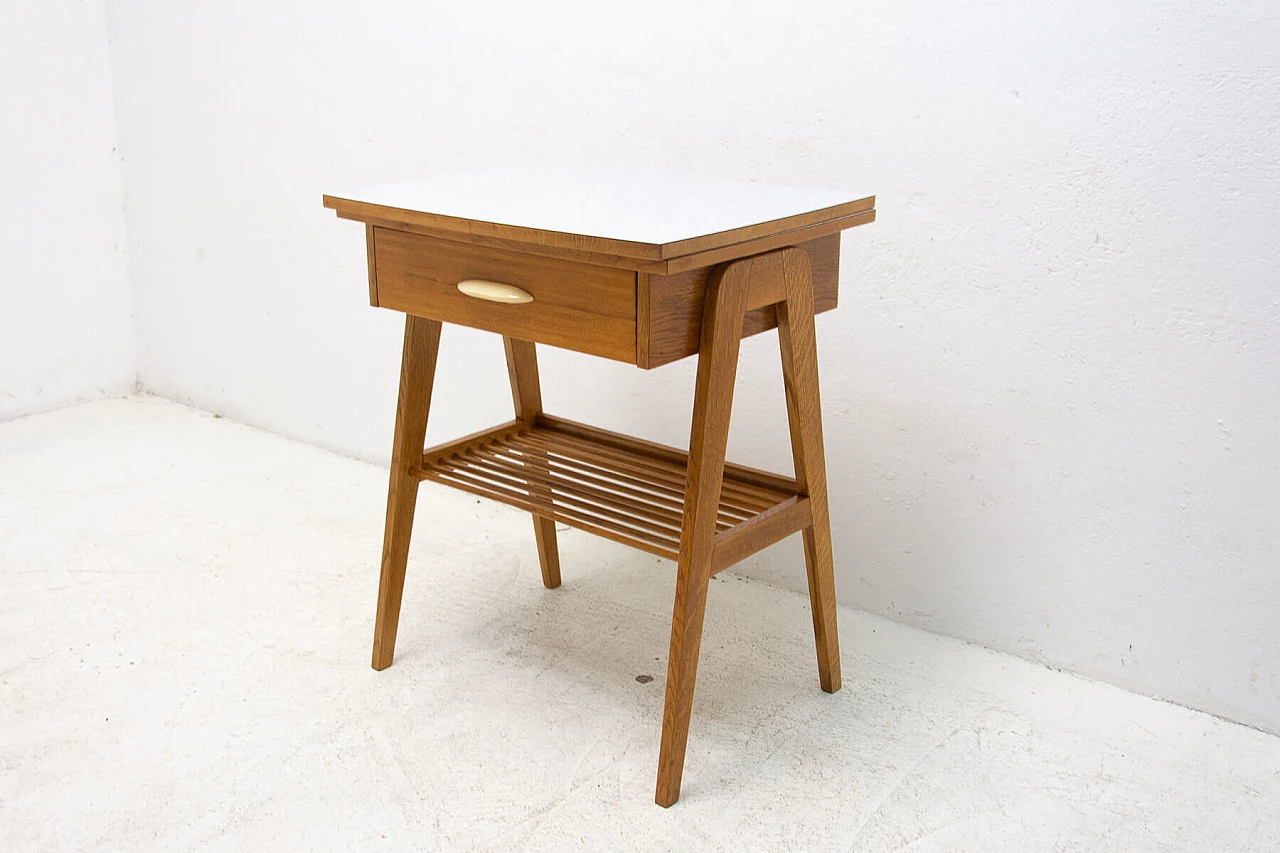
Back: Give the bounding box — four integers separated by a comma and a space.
324, 164, 872, 255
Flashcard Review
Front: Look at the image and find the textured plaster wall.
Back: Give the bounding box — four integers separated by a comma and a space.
105, 2, 1280, 732
0, 1, 133, 420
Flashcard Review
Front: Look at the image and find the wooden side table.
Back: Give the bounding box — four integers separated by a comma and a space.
323, 166, 875, 805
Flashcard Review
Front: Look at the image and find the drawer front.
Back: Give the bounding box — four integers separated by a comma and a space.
371, 228, 637, 363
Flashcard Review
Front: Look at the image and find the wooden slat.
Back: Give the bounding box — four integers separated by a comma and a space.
711, 496, 813, 575
488, 440, 684, 510
421, 420, 525, 467
452, 452, 687, 538
474, 443, 737, 531
416, 465, 680, 559
437, 453, 669, 539
510, 432, 689, 501
411, 419, 805, 566
505, 434, 758, 524
537, 413, 692, 467
534, 428, 779, 513
473, 446, 735, 534
535, 413, 799, 496
534, 421, 781, 510
521, 430, 701, 495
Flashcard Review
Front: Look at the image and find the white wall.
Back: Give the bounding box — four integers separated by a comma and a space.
105, 1, 1280, 733
0, 1, 133, 421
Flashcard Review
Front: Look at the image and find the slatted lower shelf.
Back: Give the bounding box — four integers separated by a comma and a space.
409, 415, 802, 562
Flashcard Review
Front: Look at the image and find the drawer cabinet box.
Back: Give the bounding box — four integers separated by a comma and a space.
368, 227, 841, 369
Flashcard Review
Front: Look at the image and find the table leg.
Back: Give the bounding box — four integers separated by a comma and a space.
371, 315, 442, 671
655, 262, 751, 807
777, 251, 842, 693
503, 337, 562, 589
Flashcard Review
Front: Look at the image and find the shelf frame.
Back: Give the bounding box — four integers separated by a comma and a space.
410, 415, 812, 573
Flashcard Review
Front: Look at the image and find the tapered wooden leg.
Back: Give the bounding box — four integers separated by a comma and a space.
503, 337, 562, 589
371, 315, 443, 671
776, 251, 842, 693
655, 264, 751, 807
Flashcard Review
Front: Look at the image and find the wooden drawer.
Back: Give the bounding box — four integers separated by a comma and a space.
369, 227, 840, 368
370, 227, 637, 362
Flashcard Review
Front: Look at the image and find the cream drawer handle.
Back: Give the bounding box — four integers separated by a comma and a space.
457, 279, 533, 304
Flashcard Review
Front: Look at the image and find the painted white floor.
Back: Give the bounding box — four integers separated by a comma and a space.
1, 396, 1277, 852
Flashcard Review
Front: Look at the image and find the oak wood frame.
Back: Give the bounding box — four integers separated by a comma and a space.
370, 246, 841, 807
654, 245, 840, 805
371, 315, 442, 671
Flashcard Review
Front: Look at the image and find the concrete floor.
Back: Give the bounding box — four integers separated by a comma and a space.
1, 396, 1278, 852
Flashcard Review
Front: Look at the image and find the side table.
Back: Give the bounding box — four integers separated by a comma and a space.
323, 165, 875, 805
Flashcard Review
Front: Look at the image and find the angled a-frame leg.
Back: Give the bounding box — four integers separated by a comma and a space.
503, 337, 562, 589
776, 251, 842, 693
655, 257, 752, 807
653, 246, 842, 806
372, 314, 443, 671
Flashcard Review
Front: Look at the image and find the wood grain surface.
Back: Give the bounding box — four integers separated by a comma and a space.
373, 228, 637, 362
504, 337, 561, 589
371, 315, 442, 671
639, 233, 840, 368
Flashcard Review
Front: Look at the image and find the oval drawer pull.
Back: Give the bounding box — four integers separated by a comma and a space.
457, 279, 534, 304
